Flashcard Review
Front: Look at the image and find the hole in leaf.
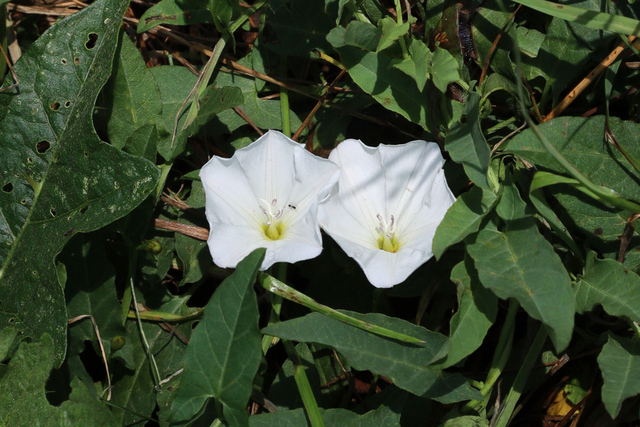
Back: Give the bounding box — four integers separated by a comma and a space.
2, 183, 13, 193
64, 101, 71, 108
50, 208, 56, 217
8, 318, 14, 323
74, 57, 80, 66
20, 199, 27, 205
27, 157, 33, 163
36, 140, 51, 154
61, 58, 68, 65
80, 206, 88, 214
83, 151, 89, 157
85, 33, 98, 49
50, 101, 60, 111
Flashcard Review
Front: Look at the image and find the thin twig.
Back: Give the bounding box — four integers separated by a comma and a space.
155, 218, 209, 240
0, 44, 19, 93
293, 68, 347, 141
479, 5, 521, 86
543, 35, 636, 122
68, 315, 112, 400
490, 122, 527, 156
233, 106, 263, 136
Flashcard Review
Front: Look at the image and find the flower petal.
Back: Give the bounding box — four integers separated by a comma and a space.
201, 130, 339, 270
324, 139, 387, 241
319, 138, 455, 288
207, 224, 269, 269
325, 233, 428, 288
200, 156, 263, 229
400, 167, 455, 248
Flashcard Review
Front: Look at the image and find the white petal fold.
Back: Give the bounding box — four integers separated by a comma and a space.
200, 130, 340, 270
318, 139, 455, 288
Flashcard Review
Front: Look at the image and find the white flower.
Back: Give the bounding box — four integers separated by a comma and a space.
318, 139, 455, 288
200, 130, 340, 270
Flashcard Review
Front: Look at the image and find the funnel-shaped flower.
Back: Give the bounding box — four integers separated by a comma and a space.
318, 139, 455, 288
200, 130, 340, 270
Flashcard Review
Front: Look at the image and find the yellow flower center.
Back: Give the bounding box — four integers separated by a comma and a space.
260, 198, 286, 241
376, 214, 400, 253
262, 221, 285, 240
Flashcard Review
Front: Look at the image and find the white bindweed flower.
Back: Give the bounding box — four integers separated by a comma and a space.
318, 139, 455, 288
200, 130, 340, 270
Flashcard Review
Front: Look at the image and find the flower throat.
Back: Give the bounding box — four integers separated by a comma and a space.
261, 199, 286, 240
376, 214, 399, 253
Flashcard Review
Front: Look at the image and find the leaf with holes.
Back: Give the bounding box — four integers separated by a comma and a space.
0, 0, 160, 364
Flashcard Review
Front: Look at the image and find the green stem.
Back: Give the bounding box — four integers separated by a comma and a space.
462, 299, 518, 414
258, 273, 425, 344
493, 325, 548, 427
394, 0, 409, 59
261, 264, 287, 354
283, 340, 326, 427
344, 0, 371, 24
279, 56, 291, 137
127, 308, 204, 323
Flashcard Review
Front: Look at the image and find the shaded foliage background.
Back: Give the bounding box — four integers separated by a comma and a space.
1, 0, 640, 425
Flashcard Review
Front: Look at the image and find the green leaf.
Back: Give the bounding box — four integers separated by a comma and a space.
267, 342, 328, 409
513, 0, 640, 36
263, 311, 481, 403
170, 248, 265, 424
466, 218, 575, 352
445, 92, 491, 190
110, 296, 193, 425
327, 27, 434, 132
161, 84, 243, 161
376, 16, 411, 52
137, 0, 212, 33
265, 0, 337, 56
212, 56, 304, 135
175, 231, 209, 286
507, 116, 640, 265
343, 20, 381, 51
249, 404, 402, 426
597, 333, 640, 418
435, 258, 497, 369
430, 46, 461, 93
124, 123, 159, 161
62, 234, 126, 358
574, 251, 640, 322
0, 327, 17, 361
0, 334, 116, 426
392, 40, 460, 94
0, 0, 159, 364
432, 186, 499, 259
443, 416, 489, 427
102, 31, 162, 150
516, 25, 545, 58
